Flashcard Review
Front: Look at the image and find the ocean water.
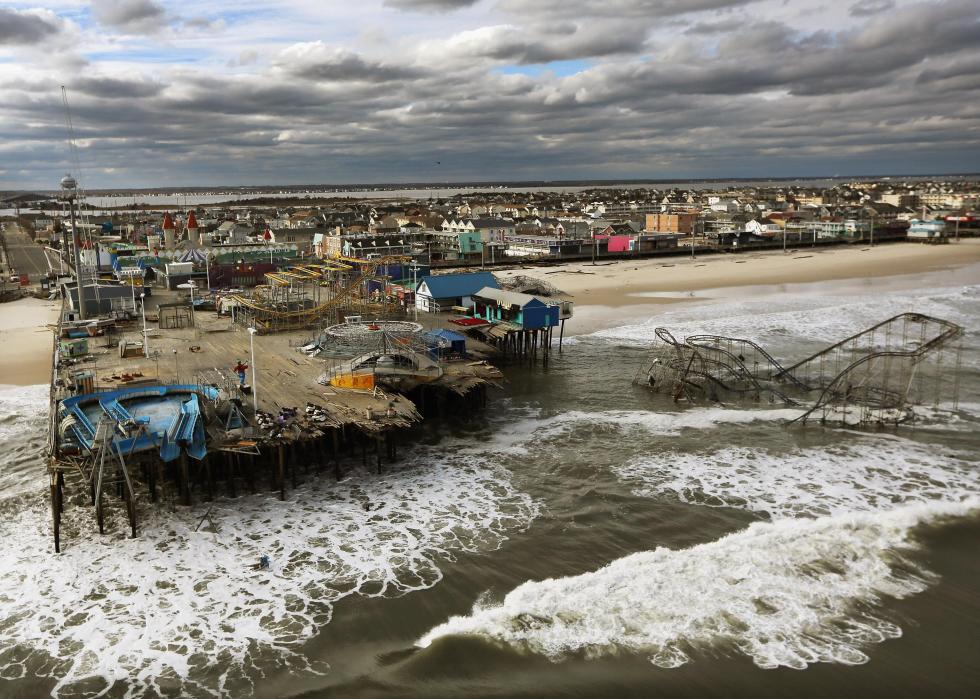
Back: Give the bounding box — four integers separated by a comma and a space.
0, 274, 978, 697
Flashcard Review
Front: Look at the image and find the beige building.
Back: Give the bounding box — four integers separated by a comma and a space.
644, 212, 697, 234
877, 193, 919, 208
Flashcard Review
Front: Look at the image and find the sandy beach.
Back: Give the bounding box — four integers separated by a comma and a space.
494, 240, 980, 334
0, 297, 60, 387
1, 241, 977, 384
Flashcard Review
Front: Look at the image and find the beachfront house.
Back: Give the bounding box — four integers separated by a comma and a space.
415, 271, 499, 313
470, 287, 560, 329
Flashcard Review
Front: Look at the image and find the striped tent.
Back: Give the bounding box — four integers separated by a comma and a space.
176, 248, 209, 264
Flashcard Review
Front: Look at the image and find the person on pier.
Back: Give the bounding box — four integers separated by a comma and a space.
233, 360, 249, 387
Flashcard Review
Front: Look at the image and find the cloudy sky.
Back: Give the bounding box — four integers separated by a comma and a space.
1, 0, 978, 189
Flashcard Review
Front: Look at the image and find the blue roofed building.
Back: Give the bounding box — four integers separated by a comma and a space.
415, 271, 499, 312
423, 328, 468, 359
471, 287, 560, 329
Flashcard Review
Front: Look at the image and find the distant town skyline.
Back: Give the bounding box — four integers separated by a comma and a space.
1, 0, 979, 189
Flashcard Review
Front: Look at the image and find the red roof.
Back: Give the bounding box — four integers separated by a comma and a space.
187, 211, 198, 229
162, 212, 175, 229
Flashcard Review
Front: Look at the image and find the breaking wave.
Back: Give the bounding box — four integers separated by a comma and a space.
589, 283, 980, 350
0, 384, 50, 500
616, 436, 980, 519
0, 450, 537, 697
419, 499, 979, 669
485, 406, 805, 457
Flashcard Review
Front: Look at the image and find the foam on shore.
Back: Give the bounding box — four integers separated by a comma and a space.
0, 446, 537, 697
419, 499, 979, 669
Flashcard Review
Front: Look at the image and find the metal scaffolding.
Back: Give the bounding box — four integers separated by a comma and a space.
227, 256, 409, 333
636, 312, 964, 427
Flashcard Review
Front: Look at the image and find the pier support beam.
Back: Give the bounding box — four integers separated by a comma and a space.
50, 470, 63, 553
277, 444, 286, 501
204, 456, 214, 502
180, 453, 191, 507
332, 429, 341, 481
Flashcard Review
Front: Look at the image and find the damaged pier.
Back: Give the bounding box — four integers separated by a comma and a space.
45, 289, 504, 552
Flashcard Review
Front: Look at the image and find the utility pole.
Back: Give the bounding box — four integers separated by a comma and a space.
691, 216, 698, 260
141, 293, 149, 358
248, 327, 259, 413
410, 261, 419, 321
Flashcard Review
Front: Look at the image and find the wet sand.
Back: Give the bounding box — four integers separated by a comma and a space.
0, 297, 59, 386
492, 240, 980, 334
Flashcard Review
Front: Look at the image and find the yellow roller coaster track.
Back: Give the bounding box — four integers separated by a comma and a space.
228, 255, 411, 327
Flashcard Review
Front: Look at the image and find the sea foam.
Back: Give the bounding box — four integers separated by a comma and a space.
616, 436, 980, 519
418, 499, 979, 669
590, 284, 980, 349
0, 384, 50, 500
0, 449, 537, 697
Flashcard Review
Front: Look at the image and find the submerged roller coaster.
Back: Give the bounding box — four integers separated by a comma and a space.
636, 312, 964, 427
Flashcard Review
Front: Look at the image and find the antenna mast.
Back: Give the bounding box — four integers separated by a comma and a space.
61, 85, 100, 306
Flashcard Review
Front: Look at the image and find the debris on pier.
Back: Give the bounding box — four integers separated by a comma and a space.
636, 312, 964, 427
500, 274, 566, 298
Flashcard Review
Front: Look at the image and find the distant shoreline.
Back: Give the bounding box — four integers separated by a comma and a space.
4, 172, 979, 199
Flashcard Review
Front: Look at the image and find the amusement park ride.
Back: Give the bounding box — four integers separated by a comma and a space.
226, 255, 412, 333
637, 312, 964, 427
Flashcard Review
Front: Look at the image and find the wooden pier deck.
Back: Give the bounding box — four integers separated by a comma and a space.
46, 289, 506, 551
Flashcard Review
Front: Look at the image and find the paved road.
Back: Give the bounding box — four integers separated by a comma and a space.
1, 222, 51, 281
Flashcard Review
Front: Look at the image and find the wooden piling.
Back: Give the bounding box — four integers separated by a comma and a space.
277, 443, 286, 500
50, 470, 62, 553
180, 452, 191, 506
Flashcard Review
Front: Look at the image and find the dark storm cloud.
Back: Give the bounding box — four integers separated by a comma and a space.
91, 0, 167, 33
3, 0, 980, 188
277, 44, 425, 82
73, 76, 164, 99
685, 19, 736, 35
384, 0, 479, 11
498, 0, 758, 18
849, 0, 896, 16
555, 0, 980, 99
0, 8, 62, 45
442, 21, 649, 63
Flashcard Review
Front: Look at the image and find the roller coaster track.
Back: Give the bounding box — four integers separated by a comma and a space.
642, 313, 964, 426
686, 334, 811, 391
789, 314, 963, 424
777, 312, 961, 386
650, 328, 800, 405
227, 255, 410, 323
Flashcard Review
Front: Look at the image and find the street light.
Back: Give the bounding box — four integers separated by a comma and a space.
247, 326, 258, 413
410, 261, 419, 321
140, 292, 148, 358
130, 272, 137, 316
